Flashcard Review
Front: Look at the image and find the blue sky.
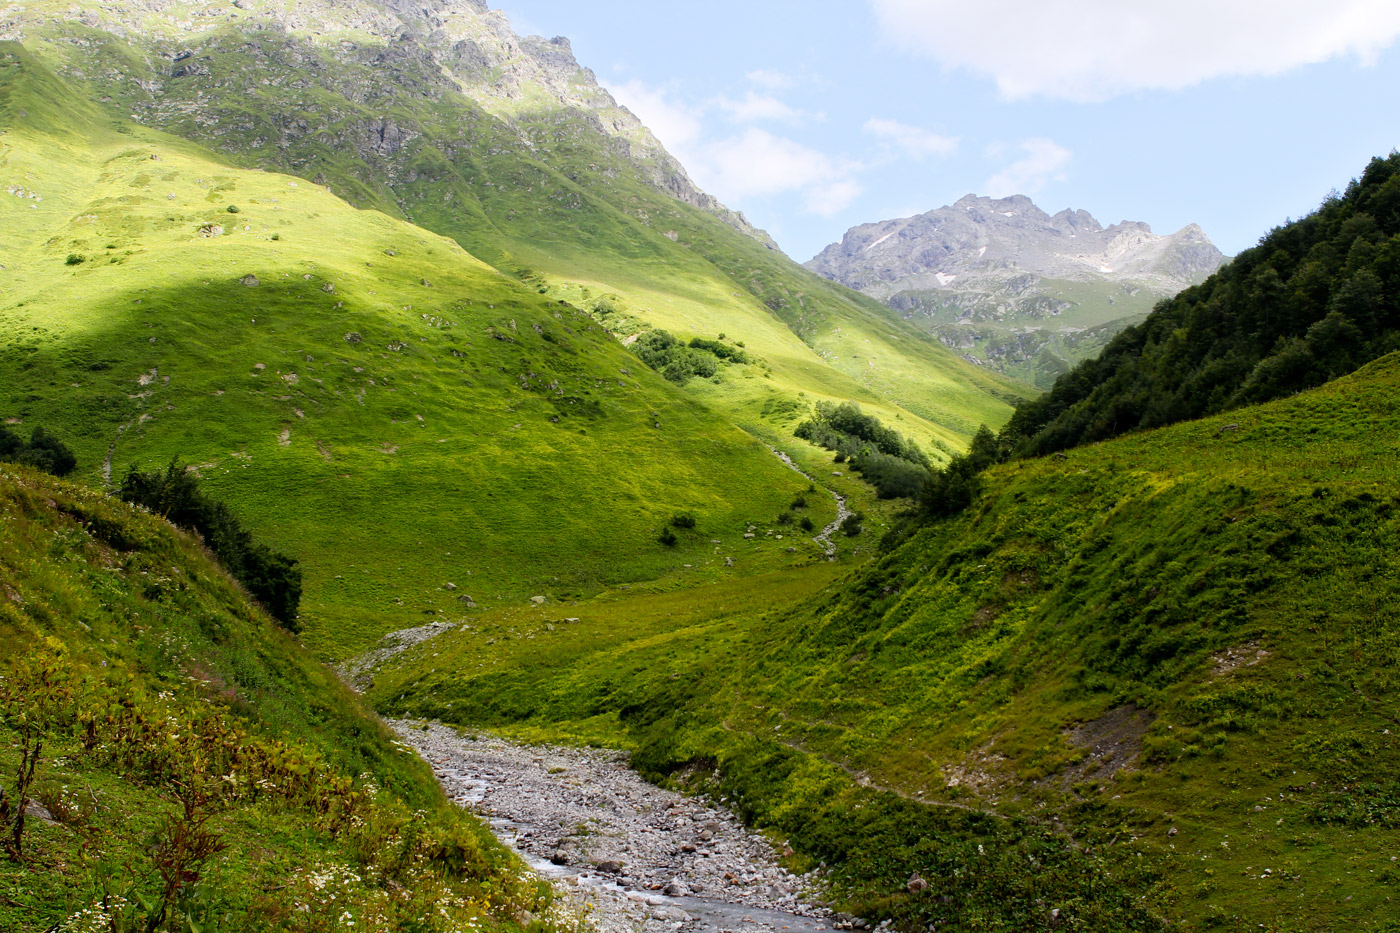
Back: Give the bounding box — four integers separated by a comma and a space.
503, 1, 1400, 262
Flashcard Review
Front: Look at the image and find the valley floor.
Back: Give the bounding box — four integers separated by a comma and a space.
392, 721, 841, 933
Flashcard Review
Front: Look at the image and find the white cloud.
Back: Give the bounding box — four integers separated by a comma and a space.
606, 79, 703, 151
605, 79, 862, 218
868, 0, 1400, 101
985, 139, 1072, 197
864, 118, 959, 159
690, 128, 864, 216
746, 69, 798, 90
717, 91, 806, 124
804, 179, 866, 217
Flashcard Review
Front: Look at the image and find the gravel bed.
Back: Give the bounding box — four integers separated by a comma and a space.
391, 721, 841, 933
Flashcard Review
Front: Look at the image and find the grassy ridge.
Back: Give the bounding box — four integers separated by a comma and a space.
0, 465, 560, 932
374, 354, 1400, 930
0, 45, 824, 657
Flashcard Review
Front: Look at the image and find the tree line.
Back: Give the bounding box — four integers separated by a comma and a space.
922, 153, 1400, 518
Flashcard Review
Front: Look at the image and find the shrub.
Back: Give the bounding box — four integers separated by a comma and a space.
841, 512, 865, 537
0, 425, 77, 477
658, 527, 679, 547
669, 512, 696, 529
633, 330, 743, 384
226, 205, 240, 213
799, 516, 815, 532
791, 495, 808, 509
65, 253, 85, 265
776, 511, 794, 525
921, 425, 1003, 517
119, 461, 302, 631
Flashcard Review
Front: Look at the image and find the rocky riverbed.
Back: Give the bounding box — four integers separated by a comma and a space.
390, 721, 843, 933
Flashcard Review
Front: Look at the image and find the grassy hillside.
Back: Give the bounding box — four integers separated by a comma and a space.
373, 353, 1400, 931
0, 45, 840, 657
4, 1, 1030, 459
0, 464, 561, 932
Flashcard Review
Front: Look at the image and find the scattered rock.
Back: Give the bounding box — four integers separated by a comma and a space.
530, 595, 547, 606
199, 224, 224, 237
906, 872, 928, 893
595, 860, 624, 874
23, 800, 57, 825
344, 332, 363, 344
443, 582, 457, 591
239, 274, 260, 287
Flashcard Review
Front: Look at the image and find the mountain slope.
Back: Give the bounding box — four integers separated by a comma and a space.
1003, 154, 1400, 456
1, 0, 1029, 459
0, 464, 557, 932
807, 195, 1225, 388
0, 44, 823, 657
374, 352, 1400, 931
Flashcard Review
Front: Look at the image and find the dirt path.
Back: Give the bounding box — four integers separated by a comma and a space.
391, 721, 842, 933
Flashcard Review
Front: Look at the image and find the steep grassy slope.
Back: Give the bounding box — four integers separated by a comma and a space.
0, 45, 823, 657
2, 0, 1030, 460
0, 464, 559, 932
375, 354, 1400, 931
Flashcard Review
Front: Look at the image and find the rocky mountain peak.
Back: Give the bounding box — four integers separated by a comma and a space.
803, 194, 1227, 388
806, 194, 1224, 299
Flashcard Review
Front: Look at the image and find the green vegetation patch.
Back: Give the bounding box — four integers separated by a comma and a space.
0, 467, 561, 932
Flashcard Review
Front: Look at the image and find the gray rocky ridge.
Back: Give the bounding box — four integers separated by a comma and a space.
805, 195, 1226, 387
0, 0, 773, 245
806, 194, 1223, 300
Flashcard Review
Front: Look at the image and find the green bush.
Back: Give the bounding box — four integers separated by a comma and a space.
657, 527, 679, 547
0, 425, 77, 477
669, 512, 696, 529
119, 461, 302, 631
633, 330, 739, 384
65, 253, 85, 265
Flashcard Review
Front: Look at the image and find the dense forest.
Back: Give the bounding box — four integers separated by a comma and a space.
1001, 153, 1400, 456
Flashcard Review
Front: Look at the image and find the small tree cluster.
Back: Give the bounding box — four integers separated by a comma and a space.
920, 425, 1004, 518
0, 425, 77, 477
796, 402, 930, 498
120, 461, 302, 631
633, 330, 747, 384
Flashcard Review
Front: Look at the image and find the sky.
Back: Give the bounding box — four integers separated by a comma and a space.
501, 1, 1400, 263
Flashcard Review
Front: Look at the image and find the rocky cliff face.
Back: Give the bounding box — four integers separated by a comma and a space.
805, 195, 1226, 387
0, 0, 772, 245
